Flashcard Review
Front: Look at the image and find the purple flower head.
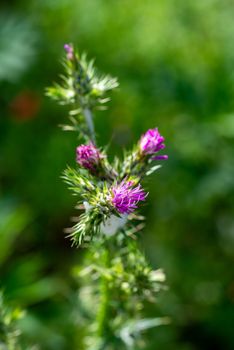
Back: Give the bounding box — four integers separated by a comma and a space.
76, 142, 101, 170
140, 127, 168, 160
111, 181, 147, 214
64, 44, 74, 60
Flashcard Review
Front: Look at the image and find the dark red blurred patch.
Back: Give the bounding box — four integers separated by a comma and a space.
10, 90, 41, 121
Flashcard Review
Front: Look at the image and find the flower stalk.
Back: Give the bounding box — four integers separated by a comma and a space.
83, 108, 96, 143
96, 246, 111, 343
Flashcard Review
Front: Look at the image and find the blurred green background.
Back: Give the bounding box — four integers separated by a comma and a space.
0, 0, 234, 349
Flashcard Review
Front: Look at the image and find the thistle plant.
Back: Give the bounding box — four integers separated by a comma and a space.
47, 44, 169, 349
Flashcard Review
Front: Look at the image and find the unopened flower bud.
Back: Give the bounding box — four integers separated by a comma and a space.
64, 43, 74, 60
76, 142, 101, 171
139, 127, 168, 160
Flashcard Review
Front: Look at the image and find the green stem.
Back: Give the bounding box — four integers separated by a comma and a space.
96, 246, 111, 347
83, 108, 96, 144
71, 58, 96, 143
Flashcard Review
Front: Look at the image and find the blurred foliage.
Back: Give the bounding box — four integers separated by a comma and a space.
75, 237, 167, 349
0, 0, 234, 349
0, 292, 22, 350
0, 13, 37, 82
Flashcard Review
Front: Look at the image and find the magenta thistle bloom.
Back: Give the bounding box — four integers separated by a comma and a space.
140, 127, 168, 160
76, 142, 101, 170
64, 43, 74, 60
111, 181, 147, 214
